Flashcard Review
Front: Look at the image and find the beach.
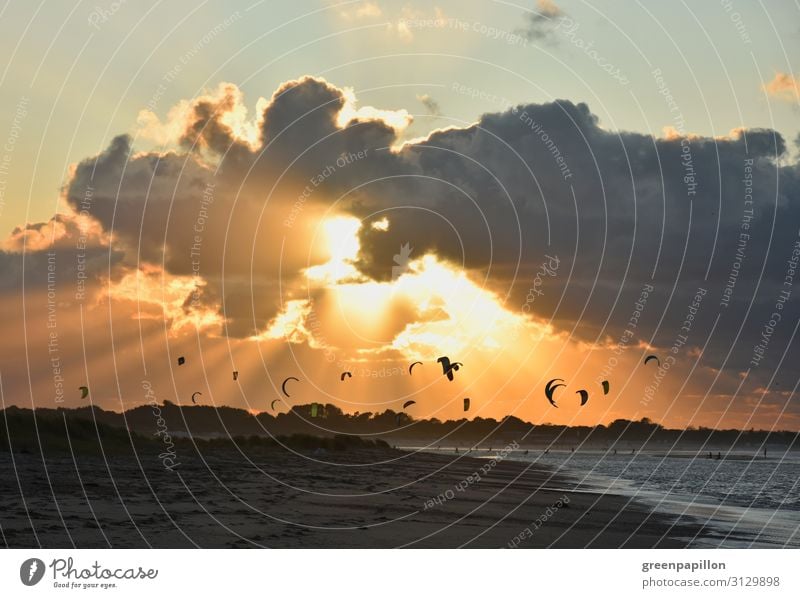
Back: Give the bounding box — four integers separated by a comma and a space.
0, 446, 702, 548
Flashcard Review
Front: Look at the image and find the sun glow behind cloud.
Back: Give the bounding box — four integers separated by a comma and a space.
107, 268, 223, 334
337, 87, 412, 131
303, 216, 365, 284
271, 216, 550, 366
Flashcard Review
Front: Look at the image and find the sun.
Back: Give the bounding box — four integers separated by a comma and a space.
275, 214, 548, 362
304, 216, 363, 284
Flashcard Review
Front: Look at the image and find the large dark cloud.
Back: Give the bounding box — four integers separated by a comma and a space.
46, 76, 799, 398
0, 213, 123, 293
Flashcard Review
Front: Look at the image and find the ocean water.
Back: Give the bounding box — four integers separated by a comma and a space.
502, 449, 800, 548
422, 446, 800, 548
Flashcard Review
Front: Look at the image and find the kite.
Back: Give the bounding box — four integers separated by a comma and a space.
191, 391, 202, 404
402, 400, 416, 409
576, 390, 589, 406
281, 376, 299, 397
233, 371, 239, 381
644, 355, 660, 367
463, 398, 470, 412
270, 399, 282, 411
545, 378, 565, 408
177, 356, 185, 366
601, 380, 610, 395
437, 356, 463, 381
78, 386, 89, 399
340, 371, 352, 381
408, 361, 423, 375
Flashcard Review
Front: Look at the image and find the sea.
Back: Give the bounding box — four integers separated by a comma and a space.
426, 446, 800, 548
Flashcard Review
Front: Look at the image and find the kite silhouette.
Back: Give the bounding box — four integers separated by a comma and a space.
177, 356, 185, 366
191, 391, 202, 404
544, 378, 565, 408
463, 398, 470, 412
233, 371, 239, 381
644, 354, 660, 367
281, 377, 299, 397
437, 356, 463, 381
408, 361, 423, 375
270, 399, 282, 411
576, 389, 589, 406
78, 386, 89, 399
340, 371, 352, 381
601, 380, 610, 395
402, 400, 416, 409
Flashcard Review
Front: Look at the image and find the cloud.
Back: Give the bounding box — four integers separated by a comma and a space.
337, 1, 382, 21
0, 212, 121, 293
416, 94, 441, 116
62, 77, 412, 338
763, 72, 800, 102
62, 78, 800, 384
516, 0, 565, 43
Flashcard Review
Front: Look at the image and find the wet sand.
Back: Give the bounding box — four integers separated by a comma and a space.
0, 447, 706, 548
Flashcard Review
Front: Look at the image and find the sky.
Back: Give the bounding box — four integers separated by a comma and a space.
0, 0, 799, 430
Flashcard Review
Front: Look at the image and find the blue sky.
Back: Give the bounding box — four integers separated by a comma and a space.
1, 0, 797, 229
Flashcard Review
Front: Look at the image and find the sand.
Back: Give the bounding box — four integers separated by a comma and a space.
0, 447, 706, 548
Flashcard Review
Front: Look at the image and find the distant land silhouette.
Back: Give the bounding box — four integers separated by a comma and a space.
1, 403, 798, 453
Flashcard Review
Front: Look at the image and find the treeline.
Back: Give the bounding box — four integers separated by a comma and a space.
0, 406, 391, 455
1, 404, 798, 449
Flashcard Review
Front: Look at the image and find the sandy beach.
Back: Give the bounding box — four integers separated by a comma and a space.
0, 445, 704, 548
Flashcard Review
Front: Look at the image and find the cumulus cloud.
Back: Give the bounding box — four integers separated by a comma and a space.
516, 0, 565, 43
416, 94, 441, 116
763, 72, 800, 102
337, 1, 382, 21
